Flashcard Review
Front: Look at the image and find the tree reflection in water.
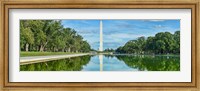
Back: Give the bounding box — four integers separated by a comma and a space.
20, 55, 91, 71
20, 55, 180, 71
114, 55, 180, 71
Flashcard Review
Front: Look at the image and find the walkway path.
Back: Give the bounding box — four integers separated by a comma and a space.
20, 53, 89, 65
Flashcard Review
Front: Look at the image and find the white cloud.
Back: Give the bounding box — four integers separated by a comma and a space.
143, 20, 166, 22
153, 25, 166, 29
79, 20, 91, 24
108, 33, 145, 39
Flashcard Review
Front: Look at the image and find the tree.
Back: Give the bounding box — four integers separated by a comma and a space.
145, 36, 155, 54
20, 20, 91, 53
29, 20, 47, 51
104, 48, 115, 52
136, 36, 146, 54
74, 35, 83, 52
173, 31, 180, 54
155, 40, 165, 54
154, 32, 176, 53
115, 31, 180, 54
80, 41, 91, 52
20, 21, 34, 51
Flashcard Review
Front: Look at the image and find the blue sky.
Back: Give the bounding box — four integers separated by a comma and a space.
61, 20, 180, 50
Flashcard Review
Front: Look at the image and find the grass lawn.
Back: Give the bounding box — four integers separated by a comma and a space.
20, 51, 81, 57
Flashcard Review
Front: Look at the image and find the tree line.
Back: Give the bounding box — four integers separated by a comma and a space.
20, 20, 91, 52
116, 31, 180, 54
104, 48, 115, 52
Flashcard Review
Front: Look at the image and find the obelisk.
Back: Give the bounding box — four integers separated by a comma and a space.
99, 20, 103, 51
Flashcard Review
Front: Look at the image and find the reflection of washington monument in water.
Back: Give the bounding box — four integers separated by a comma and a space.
99, 55, 103, 71
99, 20, 103, 71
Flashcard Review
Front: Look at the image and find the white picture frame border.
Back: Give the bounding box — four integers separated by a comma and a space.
9, 9, 191, 82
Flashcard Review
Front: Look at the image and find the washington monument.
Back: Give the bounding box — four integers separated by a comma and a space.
99, 20, 103, 51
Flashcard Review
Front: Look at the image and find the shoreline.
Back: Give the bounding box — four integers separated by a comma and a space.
20, 53, 180, 65
95, 53, 180, 56
20, 53, 89, 65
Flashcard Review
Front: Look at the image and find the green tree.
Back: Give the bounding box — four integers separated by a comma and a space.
80, 41, 91, 52
20, 20, 91, 53
145, 36, 155, 54
173, 31, 180, 54
116, 31, 180, 54
154, 32, 176, 53
20, 21, 34, 51
155, 40, 166, 54
136, 36, 146, 54
28, 20, 47, 51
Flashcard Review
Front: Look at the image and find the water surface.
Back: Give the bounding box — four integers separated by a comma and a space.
20, 55, 180, 71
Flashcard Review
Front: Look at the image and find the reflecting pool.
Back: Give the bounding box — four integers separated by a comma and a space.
20, 55, 180, 71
